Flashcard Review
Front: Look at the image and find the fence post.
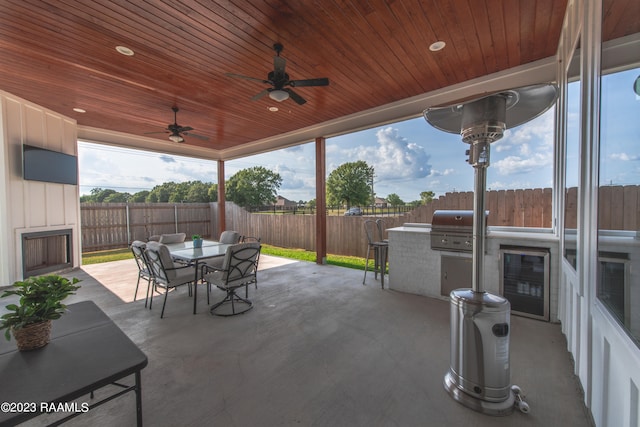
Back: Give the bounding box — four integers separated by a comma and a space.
174, 204, 178, 233
126, 204, 131, 245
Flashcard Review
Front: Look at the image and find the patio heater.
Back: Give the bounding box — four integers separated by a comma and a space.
423, 83, 557, 415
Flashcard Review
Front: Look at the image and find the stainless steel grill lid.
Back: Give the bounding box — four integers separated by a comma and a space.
431, 210, 474, 230
431, 210, 487, 253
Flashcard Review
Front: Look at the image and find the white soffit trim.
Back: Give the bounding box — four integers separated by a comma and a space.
77, 127, 222, 161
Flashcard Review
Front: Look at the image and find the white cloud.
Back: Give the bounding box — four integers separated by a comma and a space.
610, 152, 640, 161
78, 141, 217, 194
330, 126, 432, 181
489, 112, 555, 177
374, 127, 432, 180
274, 164, 311, 190
493, 112, 555, 153
493, 151, 552, 175
429, 168, 455, 177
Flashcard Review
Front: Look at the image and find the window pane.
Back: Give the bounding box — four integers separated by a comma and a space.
564, 73, 580, 269
598, 66, 640, 345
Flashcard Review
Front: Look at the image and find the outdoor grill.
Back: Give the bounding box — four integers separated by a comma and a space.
430, 210, 487, 253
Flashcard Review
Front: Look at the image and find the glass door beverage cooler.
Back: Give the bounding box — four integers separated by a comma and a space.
500, 247, 550, 321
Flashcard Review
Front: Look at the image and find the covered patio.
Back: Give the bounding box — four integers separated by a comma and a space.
1, 1, 639, 425
23, 256, 591, 426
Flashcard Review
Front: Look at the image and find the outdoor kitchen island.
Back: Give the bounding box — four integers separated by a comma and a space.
387, 223, 561, 322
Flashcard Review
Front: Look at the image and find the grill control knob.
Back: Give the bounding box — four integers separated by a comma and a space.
441, 238, 448, 244
465, 240, 472, 246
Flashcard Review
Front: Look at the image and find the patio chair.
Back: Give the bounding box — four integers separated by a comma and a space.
219, 230, 241, 244
130, 240, 153, 307
145, 241, 198, 318
199, 230, 242, 275
363, 219, 388, 287
376, 218, 388, 243
202, 242, 261, 316
159, 233, 186, 244
241, 236, 262, 290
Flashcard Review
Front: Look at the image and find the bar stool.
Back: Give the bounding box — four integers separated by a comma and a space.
363, 220, 389, 288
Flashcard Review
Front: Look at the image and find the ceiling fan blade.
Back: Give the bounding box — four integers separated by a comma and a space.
182, 132, 209, 141
225, 72, 269, 84
285, 88, 306, 105
177, 126, 194, 133
251, 89, 270, 101
289, 77, 330, 87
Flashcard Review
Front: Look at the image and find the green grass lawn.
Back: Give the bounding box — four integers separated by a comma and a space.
82, 244, 369, 271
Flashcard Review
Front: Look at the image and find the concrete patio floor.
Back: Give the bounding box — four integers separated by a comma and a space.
17, 256, 593, 426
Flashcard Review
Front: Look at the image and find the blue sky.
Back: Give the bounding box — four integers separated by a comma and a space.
78, 69, 639, 203
78, 111, 556, 203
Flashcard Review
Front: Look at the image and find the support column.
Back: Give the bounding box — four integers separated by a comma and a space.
217, 159, 226, 238
315, 137, 327, 264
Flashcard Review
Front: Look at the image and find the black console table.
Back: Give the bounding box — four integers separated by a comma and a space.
0, 301, 148, 426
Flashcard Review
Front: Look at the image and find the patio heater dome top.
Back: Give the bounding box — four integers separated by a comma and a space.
422, 83, 558, 137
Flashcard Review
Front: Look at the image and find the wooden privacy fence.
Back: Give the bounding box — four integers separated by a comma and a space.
81, 203, 213, 252
80, 186, 639, 255
224, 188, 554, 258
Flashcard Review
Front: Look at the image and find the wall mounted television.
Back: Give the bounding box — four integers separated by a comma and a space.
23, 144, 78, 185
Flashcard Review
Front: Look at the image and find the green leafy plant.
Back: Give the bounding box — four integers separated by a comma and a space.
0, 275, 81, 340
192, 234, 202, 240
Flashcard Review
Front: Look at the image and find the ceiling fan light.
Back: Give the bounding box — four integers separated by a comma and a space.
169, 134, 184, 143
269, 89, 289, 102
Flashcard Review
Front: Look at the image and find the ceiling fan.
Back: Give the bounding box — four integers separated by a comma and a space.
225, 43, 329, 105
145, 107, 208, 143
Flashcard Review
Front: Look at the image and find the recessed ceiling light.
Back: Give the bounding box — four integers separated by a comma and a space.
115, 45, 134, 56
268, 106, 279, 112
73, 108, 86, 113
429, 41, 446, 52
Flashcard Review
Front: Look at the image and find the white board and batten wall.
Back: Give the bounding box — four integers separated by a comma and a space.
0, 90, 81, 285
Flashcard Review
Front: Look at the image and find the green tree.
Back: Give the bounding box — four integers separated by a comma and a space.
326, 161, 372, 208
81, 181, 218, 203
167, 182, 188, 203
185, 181, 213, 202
386, 193, 404, 207
226, 166, 282, 208
80, 188, 118, 203
146, 183, 172, 202
420, 191, 435, 205
103, 192, 131, 203
207, 184, 218, 202
130, 191, 150, 202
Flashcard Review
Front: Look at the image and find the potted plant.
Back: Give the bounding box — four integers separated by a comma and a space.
0, 275, 81, 351
192, 234, 203, 248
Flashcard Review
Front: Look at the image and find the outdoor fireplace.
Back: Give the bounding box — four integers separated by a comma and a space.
21, 229, 73, 278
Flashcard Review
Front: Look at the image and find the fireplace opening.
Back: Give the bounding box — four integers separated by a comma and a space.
22, 229, 73, 278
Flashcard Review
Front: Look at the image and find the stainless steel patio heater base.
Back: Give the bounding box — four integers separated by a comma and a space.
444, 289, 514, 416
424, 83, 558, 416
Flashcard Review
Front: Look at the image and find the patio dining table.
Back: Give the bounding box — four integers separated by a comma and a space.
165, 240, 233, 314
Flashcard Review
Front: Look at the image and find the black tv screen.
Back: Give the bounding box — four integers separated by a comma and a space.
23, 145, 78, 185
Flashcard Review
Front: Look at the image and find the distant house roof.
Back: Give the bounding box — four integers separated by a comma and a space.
274, 195, 297, 207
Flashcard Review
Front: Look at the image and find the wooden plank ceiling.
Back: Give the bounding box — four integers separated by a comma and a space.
0, 0, 631, 158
